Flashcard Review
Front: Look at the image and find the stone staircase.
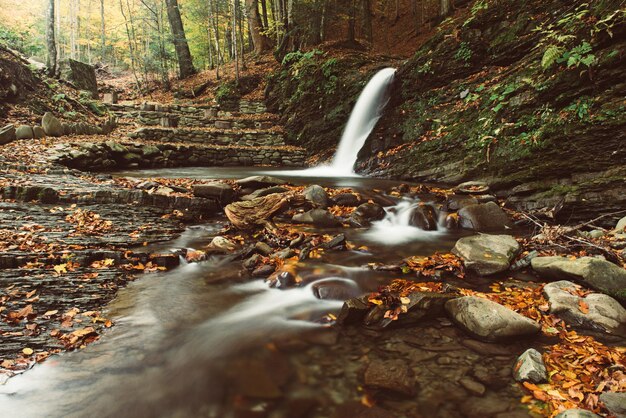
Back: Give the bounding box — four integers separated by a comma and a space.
52, 99, 307, 170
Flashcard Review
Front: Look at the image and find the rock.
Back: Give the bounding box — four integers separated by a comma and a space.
104, 141, 128, 153
193, 182, 235, 203
364, 359, 415, 396
409, 204, 439, 230
531, 256, 626, 303
0, 124, 16, 144
312, 278, 360, 300
253, 264, 276, 277
555, 409, 602, 418
616, 216, 626, 233
15, 125, 34, 140
350, 203, 385, 227
331, 192, 361, 207
236, 175, 285, 189
459, 376, 486, 396
543, 281, 626, 336
254, 242, 273, 256
272, 248, 295, 260
337, 296, 370, 324
452, 234, 520, 276
455, 181, 490, 194
446, 195, 479, 211
322, 234, 346, 249
243, 254, 262, 270
41, 113, 64, 137
303, 185, 329, 208
513, 348, 547, 383
59, 59, 98, 98
241, 186, 289, 201
208, 236, 237, 252
293, 209, 342, 227
445, 296, 541, 342
103, 92, 118, 104
599, 392, 626, 418
458, 202, 511, 231
32, 125, 45, 139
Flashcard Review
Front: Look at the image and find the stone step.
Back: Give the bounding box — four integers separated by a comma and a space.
106, 99, 268, 118
49, 140, 307, 171
128, 126, 286, 147
114, 109, 278, 130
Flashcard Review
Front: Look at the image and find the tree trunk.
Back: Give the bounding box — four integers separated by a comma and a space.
245, 0, 270, 54
347, 0, 356, 44
440, 0, 452, 17
362, 0, 372, 44
46, 0, 57, 76
260, 0, 269, 29
100, 0, 106, 60
164, 0, 195, 79
232, 0, 239, 82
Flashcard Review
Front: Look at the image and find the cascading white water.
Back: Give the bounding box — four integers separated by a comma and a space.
265, 67, 396, 178
329, 67, 396, 174
364, 200, 444, 245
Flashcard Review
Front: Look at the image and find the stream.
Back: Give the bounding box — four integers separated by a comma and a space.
0, 168, 530, 418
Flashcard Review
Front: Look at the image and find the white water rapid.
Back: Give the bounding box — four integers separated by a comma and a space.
364, 200, 444, 245
266, 67, 396, 177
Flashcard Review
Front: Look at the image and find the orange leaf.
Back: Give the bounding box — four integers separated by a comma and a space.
578, 300, 589, 314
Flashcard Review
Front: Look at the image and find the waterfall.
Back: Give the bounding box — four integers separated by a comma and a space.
330, 67, 396, 174
265, 67, 396, 178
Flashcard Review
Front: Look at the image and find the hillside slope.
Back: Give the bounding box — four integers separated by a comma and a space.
362, 0, 626, 222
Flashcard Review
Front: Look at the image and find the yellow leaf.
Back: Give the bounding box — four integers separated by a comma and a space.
53, 264, 67, 275
43, 310, 58, 316
22, 347, 34, 355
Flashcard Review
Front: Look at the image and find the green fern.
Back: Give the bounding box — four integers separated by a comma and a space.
541, 45, 564, 70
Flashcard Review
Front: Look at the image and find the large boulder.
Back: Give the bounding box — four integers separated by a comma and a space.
236, 175, 285, 190
543, 281, 626, 336
409, 204, 439, 230
241, 186, 289, 201
452, 234, 520, 276
0, 124, 16, 144
531, 256, 626, 303
458, 202, 511, 231
15, 125, 33, 140
32, 125, 45, 139
303, 185, 329, 208
292, 209, 342, 227
193, 182, 235, 203
555, 410, 602, 418
59, 59, 98, 98
42, 112, 64, 137
445, 296, 541, 342
350, 203, 385, 227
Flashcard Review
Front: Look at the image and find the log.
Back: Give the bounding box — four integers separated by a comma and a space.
225, 191, 303, 231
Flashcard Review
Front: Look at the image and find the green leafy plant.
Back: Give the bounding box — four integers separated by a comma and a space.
557, 41, 596, 68
566, 97, 592, 121
454, 42, 472, 63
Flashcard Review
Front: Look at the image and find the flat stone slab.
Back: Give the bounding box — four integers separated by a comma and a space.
452, 234, 520, 276
445, 296, 541, 342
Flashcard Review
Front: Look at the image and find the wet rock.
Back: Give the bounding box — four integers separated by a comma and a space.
460, 393, 511, 417
615, 216, 626, 233
236, 175, 285, 189
303, 185, 329, 208
253, 264, 275, 277
445, 296, 540, 342
350, 202, 385, 227
271, 270, 297, 288
446, 195, 478, 211
364, 359, 415, 396
0, 124, 16, 144
409, 204, 438, 230
459, 376, 486, 396
242, 186, 289, 201
243, 253, 262, 270
337, 295, 370, 324
333, 402, 395, 418
462, 339, 516, 356
531, 256, 626, 303
42, 112, 64, 137
193, 182, 234, 203
513, 348, 547, 383
254, 241, 273, 256
396, 292, 455, 326
272, 248, 295, 260
455, 181, 490, 195
458, 202, 511, 231
445, 213, 459, 229
452, 234, 520, 276
555, 409, 602, 418
312, 278, 359, 300
322, 234, 346, 249
208, 236, 237, 252
15, 125, 34, 140
331, 192, 361, 207
543, 281, 626, 336
599, 392, 626, 418
292, 209, 342, 227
